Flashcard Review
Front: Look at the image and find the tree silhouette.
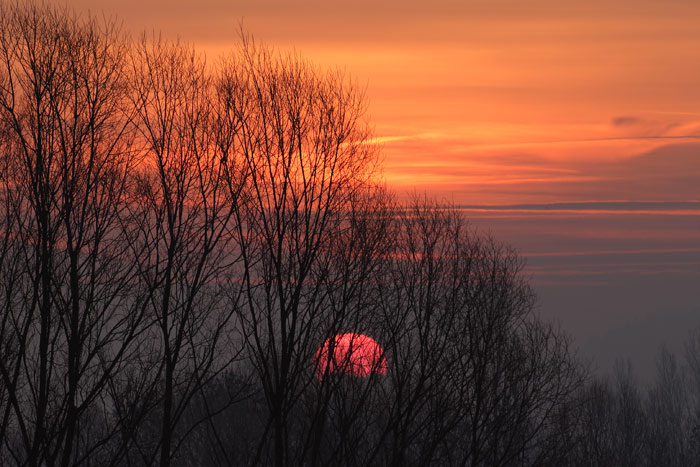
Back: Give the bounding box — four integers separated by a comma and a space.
0, 3, 142, 465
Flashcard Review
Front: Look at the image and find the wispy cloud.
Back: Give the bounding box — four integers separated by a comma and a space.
522, 248, 700, 258
612, 116, 642, 127
452, 201, 700, 216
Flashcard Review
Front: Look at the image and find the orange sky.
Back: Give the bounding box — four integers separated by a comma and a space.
67, 0, 700, 379
68, 0, 700, 205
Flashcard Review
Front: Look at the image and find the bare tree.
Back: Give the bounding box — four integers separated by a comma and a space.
120, 35, 244, 467
571, 361, 647, 467
646, 348, 691, 467
570, 342, 700, 467
685, 328, 700, 464
212, 37, 386, 467
0, 3, 143, 465
362, 199, 583, 467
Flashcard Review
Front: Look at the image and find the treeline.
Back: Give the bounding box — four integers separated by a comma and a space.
568, 337, 700, 467
0, 2, 695, 467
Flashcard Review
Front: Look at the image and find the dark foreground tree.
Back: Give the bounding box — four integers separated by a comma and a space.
349, 199, 583, 467
213, 37, 389, 467
116, 35, 246, 467
0, 3, 142, 465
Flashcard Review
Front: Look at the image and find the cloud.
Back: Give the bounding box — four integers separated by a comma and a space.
612, 116, 642, 127
452, 201, 700, 216
609, 116, 694, 138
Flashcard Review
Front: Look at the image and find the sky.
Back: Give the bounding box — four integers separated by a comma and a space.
67, 0, 700, 380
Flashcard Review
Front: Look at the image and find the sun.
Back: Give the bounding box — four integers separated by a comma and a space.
315, 333, 387, 378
